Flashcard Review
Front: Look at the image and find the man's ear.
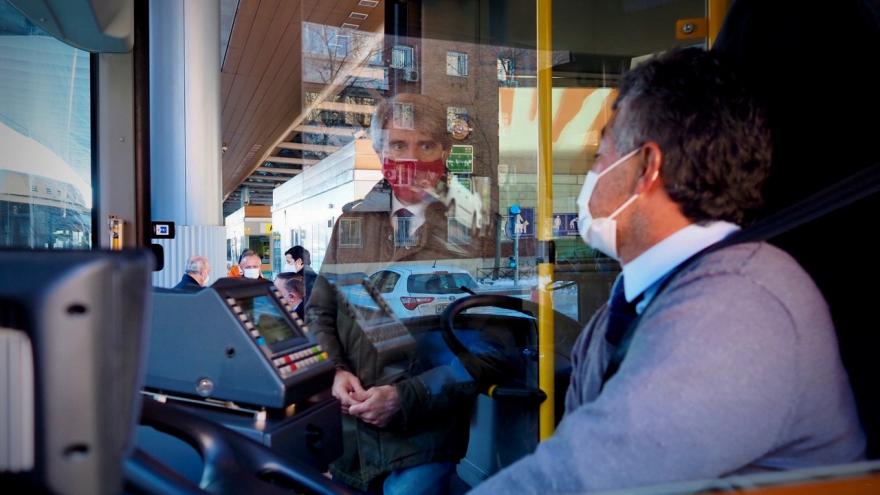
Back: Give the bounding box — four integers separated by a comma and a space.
636, 141, 663, 194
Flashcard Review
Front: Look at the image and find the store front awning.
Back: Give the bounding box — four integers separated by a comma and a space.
499, 87, 617, 175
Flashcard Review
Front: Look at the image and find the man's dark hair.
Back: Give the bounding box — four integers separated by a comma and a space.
238, 249, 255, 264
284, 275, 305, 299
277, 272, 304, 299
611, 47, 772, 225
284, 245, 311, 265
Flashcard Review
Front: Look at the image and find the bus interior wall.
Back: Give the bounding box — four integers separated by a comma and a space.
714, 0, 880, 458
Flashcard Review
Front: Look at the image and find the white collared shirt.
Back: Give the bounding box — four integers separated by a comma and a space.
391, 195, 428, 236
623, 221, 740, 314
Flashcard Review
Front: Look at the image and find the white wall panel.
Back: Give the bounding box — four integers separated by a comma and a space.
151, 225, 225, 288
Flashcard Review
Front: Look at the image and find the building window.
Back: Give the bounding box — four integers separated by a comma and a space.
394, 217, 418, 247
446, 51, 469, 77
338, 218, 362, 248
328, 34, 350, 58
498, 57, 515, 84
390, 45, 414, 69
392, 102, 414, 130
447, 217, 471, 245
368, 49, 383, 66
446, 106, 468, 133
369, 270, 400, 293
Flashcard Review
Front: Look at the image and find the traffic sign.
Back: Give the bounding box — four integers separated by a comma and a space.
446, 144, 473, 173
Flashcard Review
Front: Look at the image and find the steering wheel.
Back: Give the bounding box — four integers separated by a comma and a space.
440, 293, 584, 402
126, 399, 362, 495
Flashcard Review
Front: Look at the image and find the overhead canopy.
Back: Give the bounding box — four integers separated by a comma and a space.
498, 87, 617, 175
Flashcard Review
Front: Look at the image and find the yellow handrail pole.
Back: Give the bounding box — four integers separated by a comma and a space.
707, 0, 731, 48
536, 0, 555, 441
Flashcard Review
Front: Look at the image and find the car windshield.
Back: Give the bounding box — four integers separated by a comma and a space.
407, 272, 477, 294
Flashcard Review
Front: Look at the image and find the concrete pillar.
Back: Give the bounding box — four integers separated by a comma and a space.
149, 0, 225, 287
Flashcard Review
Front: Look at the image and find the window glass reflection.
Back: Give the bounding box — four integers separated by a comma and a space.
0, 0, 92, 249
222, 1, 709, 491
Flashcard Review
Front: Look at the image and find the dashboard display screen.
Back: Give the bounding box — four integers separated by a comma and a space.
238, 295, 301, 345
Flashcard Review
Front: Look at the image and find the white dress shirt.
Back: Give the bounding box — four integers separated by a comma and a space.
623, 221, 740, 314
391, 195, 428, 237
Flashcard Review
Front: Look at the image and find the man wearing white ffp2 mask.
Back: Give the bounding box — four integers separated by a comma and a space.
475, 48, 863, 495
239, 252, 263, 279
577, 141, 660, 260
576, 146, 653, 260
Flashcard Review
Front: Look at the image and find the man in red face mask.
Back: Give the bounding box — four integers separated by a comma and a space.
380, 130, 447, 205
375, 95, 453, 248
308, 94, 481, 494
319, 93, 462, 260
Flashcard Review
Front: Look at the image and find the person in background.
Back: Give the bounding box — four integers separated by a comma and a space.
238, 251, 263, 280
283, 245, 317, 305
309, 93, 478, 494
228, 249, 254, 278
275, 272, 305, 319
472, 47, 864, 494
174, 255, 210, 289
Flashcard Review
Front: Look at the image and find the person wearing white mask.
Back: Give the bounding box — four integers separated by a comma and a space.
238, 252, 263, 279
282, 245, 309, 273
472, 48, 863, 495
283, 245, 316, 305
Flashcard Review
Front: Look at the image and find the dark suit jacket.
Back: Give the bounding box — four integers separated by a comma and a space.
173, 273, 202, 290
321, 180, 470, 271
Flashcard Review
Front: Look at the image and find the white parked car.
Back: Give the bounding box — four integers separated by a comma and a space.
338, 264, 531, 321
340, 265, 480, 319
429, 177, 483, 231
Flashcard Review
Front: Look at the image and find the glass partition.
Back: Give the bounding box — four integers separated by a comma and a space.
223, 0, 707, 490
0, 0, 93, 249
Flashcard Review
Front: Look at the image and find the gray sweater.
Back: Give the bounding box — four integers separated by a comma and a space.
470, 242, 865, 494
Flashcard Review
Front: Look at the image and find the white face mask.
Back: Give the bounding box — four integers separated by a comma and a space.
243, 268, 261, 279
202, 274, 210, 286
282, 259, 302, 274
577, 147, 643, 260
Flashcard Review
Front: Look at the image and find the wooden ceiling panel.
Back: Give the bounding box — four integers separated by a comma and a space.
223, 24, 303, 190
220, 72, 235, 109
226, 66, 302, 172
222, 3, 256, 73
225, 2, 301, 144
221, 0, 300, 195
221, 0, 385, 201
222, 45, 244, 76
222, 21, 276, 113
221, 74, 259, 141
225, 72, 302, 191
223, 66, 302, 191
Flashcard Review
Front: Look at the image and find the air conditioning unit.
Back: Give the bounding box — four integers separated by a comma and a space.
403, 69, 419, 82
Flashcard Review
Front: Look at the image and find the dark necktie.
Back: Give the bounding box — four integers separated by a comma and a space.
600, 276, 639, 388
605, 276, 638, 345
394, 208, 414, 245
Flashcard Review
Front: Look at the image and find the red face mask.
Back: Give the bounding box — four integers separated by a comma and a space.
382, 158, 446, 204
